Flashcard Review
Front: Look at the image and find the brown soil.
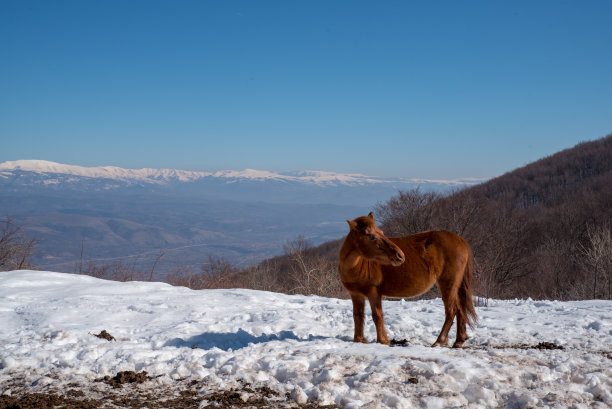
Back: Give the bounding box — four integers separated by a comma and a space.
0, 377, 344, 409
531, 342, 564, 350
93, 330, 116, 342
97, 371, 152, 388
509, 341, 565, 350
0, 392, 101, 409
390, 338, 566, 351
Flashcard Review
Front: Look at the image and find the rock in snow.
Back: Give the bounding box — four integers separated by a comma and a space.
0, 270, 611, 408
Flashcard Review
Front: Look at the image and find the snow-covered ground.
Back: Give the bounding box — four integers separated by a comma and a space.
1, 270, 611, 408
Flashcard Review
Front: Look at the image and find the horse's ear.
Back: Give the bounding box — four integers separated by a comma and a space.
368, 212, 374, 220
347, 219, 358, 230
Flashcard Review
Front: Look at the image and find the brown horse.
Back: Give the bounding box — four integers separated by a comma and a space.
338, 213, 477, 348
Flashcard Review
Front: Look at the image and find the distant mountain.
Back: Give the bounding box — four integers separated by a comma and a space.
0, 159, 480, 186
0, 160, 482, 278
0, 160, 480, 205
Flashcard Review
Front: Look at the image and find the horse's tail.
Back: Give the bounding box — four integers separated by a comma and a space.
458, 246, 477, 328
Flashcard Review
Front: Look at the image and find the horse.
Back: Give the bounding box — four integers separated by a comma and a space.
338, 212, 477, 348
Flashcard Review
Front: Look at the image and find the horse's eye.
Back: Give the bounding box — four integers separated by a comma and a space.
368, 234, 376, 241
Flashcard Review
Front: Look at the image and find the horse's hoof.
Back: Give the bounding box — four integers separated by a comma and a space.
431, 341, 446, 347
354, 337, 368, 344
378, 339, 390, 346
452, 342, 464, 348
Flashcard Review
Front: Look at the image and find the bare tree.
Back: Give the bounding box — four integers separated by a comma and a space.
199, 256, 237, 289
435, 189, 485, 236
0, 217, 36, 271
579, 223, 612, 299
375, 188, 440, 236
535, 237, 575, 299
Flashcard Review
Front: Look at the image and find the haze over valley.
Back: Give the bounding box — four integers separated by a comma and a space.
0, 160, 480, 277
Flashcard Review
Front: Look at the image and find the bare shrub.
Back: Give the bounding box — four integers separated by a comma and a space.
164, 256, 238, 290
283, 236, 344, 298
237, 259, 282, 292
76, 249, 164, 283
0, 217, 36, 271
78, 258, 149, 282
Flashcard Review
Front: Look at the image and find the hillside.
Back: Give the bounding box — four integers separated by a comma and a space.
226, 135, 611, 300
472, 135, 612, 210
379, 135, 611, 300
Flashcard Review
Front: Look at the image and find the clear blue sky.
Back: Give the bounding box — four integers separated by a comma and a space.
1, 0, 611, 179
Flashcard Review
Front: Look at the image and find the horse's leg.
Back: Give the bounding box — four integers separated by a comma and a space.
366, 287, 390, 345
432, 279, 457, 347
453, 312, 467, 348
351, 293, 367, 343
432, 299, 455, 347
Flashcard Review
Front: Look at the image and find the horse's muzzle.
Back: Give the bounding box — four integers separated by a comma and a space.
391, 252, 405, 266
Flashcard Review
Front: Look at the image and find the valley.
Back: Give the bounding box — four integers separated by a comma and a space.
0, 161, 478, 278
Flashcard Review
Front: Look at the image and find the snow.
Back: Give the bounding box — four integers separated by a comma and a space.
0, 159, 213, 183
0, 159, 483, 187
1, 270, 611, 408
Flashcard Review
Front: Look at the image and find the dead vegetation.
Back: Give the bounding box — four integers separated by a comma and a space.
0, 217, 36, 272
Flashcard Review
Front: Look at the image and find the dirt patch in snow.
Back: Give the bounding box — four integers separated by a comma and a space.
0, 391, 102, 409
0, 377, 344, 409
508, 341, 564, 350
93, 329, 116, 342
390, 338, 566, 351
205, 385, 277, 407
97, 371, 152, 388
390, 338, 410, 346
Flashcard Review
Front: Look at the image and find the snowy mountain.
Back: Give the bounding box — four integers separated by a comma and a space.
1, 270, 610, 408
0, 159, 481, 196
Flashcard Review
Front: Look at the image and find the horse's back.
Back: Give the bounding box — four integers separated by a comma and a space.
380, 231, 470, 298
391, 230, 469, 258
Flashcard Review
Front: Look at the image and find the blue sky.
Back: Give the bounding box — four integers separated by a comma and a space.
1, 0, 611, 179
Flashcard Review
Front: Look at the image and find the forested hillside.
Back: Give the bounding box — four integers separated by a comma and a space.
375, 135, 611, 300
473, 135, 611, 210
202, 135, 611, 300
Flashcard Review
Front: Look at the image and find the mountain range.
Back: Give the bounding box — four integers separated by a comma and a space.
0, 160, 482, 277
0, 160, 480, 205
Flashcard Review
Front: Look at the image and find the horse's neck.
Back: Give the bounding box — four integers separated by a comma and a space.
339, 239, 379, 282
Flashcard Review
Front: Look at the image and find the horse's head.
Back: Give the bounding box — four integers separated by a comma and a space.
346, 213, 405, 266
